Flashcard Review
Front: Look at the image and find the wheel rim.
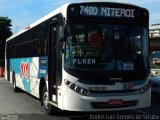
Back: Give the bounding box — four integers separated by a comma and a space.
43, 92, 49, 109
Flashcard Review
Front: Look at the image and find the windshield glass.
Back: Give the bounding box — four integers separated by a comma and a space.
64, 23, 148, 72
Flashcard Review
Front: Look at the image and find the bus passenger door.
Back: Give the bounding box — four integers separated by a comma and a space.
48, 18, 64, 104
48, 23, 57, 103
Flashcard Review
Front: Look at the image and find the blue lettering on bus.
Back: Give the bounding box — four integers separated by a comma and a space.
38, 56, 48, 79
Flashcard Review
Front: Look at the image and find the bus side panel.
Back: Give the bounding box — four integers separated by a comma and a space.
30, 57, 40, 98
10, 57, 48, 98
10, 58, 31, 92
5, 54, 7, 80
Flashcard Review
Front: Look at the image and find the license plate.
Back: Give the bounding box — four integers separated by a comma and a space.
109, 99, 123, 105
89, 86, 109, 91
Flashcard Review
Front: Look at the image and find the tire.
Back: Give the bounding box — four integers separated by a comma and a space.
13, 73, 19, 92
42, 85, 58, 115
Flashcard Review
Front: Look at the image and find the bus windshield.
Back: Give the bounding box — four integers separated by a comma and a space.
64, 23, 148, 72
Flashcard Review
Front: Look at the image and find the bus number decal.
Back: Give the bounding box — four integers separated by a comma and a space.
20, 60, 29, 78
80, 6, 98, 16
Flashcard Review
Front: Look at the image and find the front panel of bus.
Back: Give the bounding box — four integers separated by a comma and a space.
61, 2, 150, 111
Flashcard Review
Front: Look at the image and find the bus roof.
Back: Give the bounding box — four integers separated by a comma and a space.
7, 1, 147, 41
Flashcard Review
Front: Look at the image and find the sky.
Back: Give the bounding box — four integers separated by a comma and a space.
0, 0, 160, 34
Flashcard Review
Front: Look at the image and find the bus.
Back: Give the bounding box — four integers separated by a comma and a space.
5, 2, 150, 114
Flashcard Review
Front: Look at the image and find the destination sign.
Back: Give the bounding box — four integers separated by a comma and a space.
80, 6, 135, 18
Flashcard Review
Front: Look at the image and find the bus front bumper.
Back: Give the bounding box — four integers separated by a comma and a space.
62, 87, 151, 111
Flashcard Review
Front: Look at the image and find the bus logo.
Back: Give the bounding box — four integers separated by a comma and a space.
124, 82, 134, 89
20, 60, 29, 78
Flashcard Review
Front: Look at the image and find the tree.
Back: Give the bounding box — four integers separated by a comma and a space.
0, 17, 12, 62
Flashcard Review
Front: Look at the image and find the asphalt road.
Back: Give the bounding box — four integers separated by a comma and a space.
0, 77, 160, 120
0, 78, 69, 120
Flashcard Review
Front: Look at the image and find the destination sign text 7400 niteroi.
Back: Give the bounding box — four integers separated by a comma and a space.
80, 6, 135, 18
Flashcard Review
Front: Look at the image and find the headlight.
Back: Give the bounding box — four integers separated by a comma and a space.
64, 79, 88, 96
138, 81, 151, 94
70, 83, 75, 90
75, 86, 81, 93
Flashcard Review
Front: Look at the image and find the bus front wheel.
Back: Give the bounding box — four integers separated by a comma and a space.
42, 85, 57, 115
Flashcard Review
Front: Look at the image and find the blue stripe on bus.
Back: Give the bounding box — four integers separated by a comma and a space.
38, 56, 48, 79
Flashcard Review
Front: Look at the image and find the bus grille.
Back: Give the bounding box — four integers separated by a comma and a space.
89, 89, 137, 94
91, 100, 138, 109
